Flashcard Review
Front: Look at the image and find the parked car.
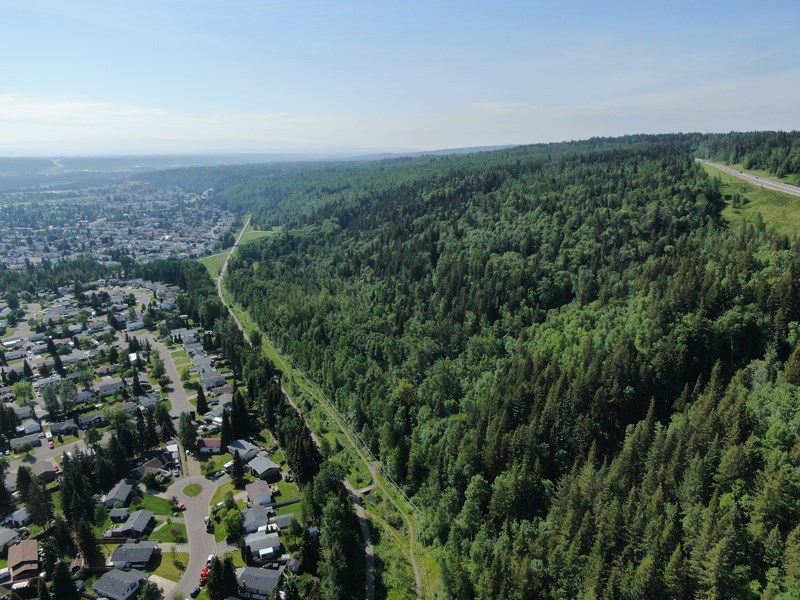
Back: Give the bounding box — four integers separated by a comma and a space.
206, 554, 215, 565
190, 587, 201, 598
48, 440, 55, 449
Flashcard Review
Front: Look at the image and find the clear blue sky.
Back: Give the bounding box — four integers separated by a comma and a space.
1, 0, 798, 154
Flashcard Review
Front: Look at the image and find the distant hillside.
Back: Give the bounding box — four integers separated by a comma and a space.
218, 133, 800, 598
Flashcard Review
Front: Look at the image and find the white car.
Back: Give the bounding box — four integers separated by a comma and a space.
207, 554, 215, 565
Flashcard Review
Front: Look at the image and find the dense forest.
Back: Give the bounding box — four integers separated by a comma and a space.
220, 133, 800, 599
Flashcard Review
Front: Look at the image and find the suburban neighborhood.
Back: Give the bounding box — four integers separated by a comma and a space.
0, 278, 308, 600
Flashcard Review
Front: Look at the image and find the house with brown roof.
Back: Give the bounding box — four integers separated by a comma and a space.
8, 539, 39, 581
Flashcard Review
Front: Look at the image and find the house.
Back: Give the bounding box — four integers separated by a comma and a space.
130, 453, 172, 480
8, 508, 30, 528
244, 531, 281, 559
76, 389, 95, 404
32, 462, 58, 484
198, 438, 222, 454
93, 569, 148, 600
248, 455, 281, 481
10, 435, 41, 451
98, 378, 125, 398
242, 505, 271, 534
107, 541, 159, 569
110, 508, 129, 522
112, 510, 153, 538
137, 394, 158, 410
269, 513, 295, 532
118, 401, 138, 415
8, 539, 38, 581
202, 372, 226, 390
227, 440, 259, 462
79, 413, 106, 430
0, 528, 19, 549
103, 479, 133, 508
49, 420, 78, 437
245, 481, 273, 507
15, 420, 41, 437
203, 404, 228, 426
237, 566, 282, 600
12, 406, 33, 420
126, 320, 145, 332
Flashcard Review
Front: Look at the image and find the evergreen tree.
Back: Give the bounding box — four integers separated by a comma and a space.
220, 557, 239, 598
27, 479, 54, 525
51, 561, 76, 600
205, 557, 225, 600
196, 386, 208, 415
22, 360, 33, 379
15, 465, 32, 501
231, 450, 245, 489
220, 410, 232, 447
38, 571, 52, 600
73, 517, 98, 563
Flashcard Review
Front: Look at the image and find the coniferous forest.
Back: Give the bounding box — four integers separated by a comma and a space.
219, 132, 800, 598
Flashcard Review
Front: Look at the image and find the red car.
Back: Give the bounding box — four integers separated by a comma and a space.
48, 440, 55, 449
178, 502, 187, 511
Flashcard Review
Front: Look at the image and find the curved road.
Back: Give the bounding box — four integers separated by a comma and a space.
698, 159, 800, 197
167, 473, 231, 597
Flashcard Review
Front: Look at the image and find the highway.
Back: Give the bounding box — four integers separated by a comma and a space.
698, 159, 800, 197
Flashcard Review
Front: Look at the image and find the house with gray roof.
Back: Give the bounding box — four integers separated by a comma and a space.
237, 566, 282, 600
244, 531, 281, 559
269, 513, 295, 531
98, 378, 125, 398
245, 481, 273, 507
93, 569, 148, 600
113, 510, 153, 538
248, 455, 281, 481
110, 508, 129, 522
49, 420, 78, 437
79, 412, 106, 430
0, 528, 19, 549
9, 508, 30, 528
103, 480, 133, 508
107, 541, 159, 569
242, 505, 271, 534
227, 440, 259, 462
10, 435, 41, 451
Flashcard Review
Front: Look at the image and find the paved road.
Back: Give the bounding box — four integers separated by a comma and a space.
126, 288, 195, 418
166, 473, 231, 598
698, 159, 800, 197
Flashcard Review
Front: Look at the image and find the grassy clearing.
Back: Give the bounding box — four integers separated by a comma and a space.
148, 520, 188, 543
183, 483, 203, 497
366, 514, 416, 600
150, 551, 189, 581
210, 482, 234, 507
200, 252, 229, 278
702, 163, 800, 234
136, 494, 175, 516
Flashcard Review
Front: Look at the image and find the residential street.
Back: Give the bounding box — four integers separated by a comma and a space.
165, 473, 232, 598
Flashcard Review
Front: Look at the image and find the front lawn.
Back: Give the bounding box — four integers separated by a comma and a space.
209, 482, 234, 508
150, 551, 190, 581
148, 520, 188, 543
136, 493, 176, 516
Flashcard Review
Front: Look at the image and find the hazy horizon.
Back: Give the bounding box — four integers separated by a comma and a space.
1, 0, 798, 155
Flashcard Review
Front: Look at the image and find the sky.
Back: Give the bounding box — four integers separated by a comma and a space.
0, 0, 798, 155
